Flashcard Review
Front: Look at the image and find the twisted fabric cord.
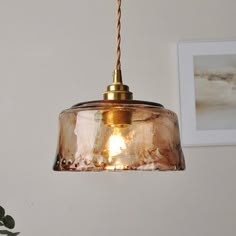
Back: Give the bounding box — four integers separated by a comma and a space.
115, 0, 121, 70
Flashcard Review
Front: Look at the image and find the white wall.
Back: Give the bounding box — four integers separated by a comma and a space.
0, 0, 236, 235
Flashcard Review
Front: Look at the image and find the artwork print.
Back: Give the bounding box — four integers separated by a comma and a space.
178, 40, 236, 146
194, 54, 236, 130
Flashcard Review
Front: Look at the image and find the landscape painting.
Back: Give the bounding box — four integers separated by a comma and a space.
194, 54, 236, 130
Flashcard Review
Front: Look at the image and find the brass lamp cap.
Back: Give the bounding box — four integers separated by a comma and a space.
104, 70, 133, 100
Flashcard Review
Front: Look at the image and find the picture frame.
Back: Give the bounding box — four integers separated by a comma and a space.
178, 40, 236, 146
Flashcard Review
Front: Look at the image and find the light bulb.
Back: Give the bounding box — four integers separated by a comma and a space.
108, 127, 127, 158
93, 121, 133, 170
104, 126, 131, 170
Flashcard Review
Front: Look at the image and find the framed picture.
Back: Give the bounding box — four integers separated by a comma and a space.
178, 40, 236, 146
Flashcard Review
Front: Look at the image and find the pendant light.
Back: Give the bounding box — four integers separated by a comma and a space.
54, 0, 185, 171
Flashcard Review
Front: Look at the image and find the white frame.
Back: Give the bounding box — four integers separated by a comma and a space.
178, 40, 236, 146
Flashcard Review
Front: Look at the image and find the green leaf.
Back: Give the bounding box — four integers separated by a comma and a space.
3, 216, 15, 230
0, 230, 20, 235
7, 232, 20, 236
0, 207, 5, 221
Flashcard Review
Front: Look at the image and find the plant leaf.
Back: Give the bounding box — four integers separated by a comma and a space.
0, 230, 20, 235
0, 207, 5, 221
7, 232, 20, 236
3, 216, 15, 230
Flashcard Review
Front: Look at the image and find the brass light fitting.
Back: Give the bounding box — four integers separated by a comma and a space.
103, 69, 133, 101
103, 69, 133, 126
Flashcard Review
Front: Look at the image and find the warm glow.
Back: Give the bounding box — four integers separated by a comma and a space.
114, 161, 125, 170
108, 128, 127, 157
105, 165, 116, 171
105, 162, 126, 171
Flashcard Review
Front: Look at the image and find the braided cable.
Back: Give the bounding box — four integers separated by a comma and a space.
115, 0, 121, 70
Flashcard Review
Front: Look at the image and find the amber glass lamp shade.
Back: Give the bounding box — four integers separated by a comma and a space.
54, 100, 185, 171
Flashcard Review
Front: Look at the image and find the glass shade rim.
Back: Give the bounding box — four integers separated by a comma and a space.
71, 100, 164, 109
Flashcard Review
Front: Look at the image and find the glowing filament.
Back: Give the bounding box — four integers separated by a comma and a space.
108, 129, 127, 158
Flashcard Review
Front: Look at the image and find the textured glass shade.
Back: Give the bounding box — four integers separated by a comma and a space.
54, 100, 185, 171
